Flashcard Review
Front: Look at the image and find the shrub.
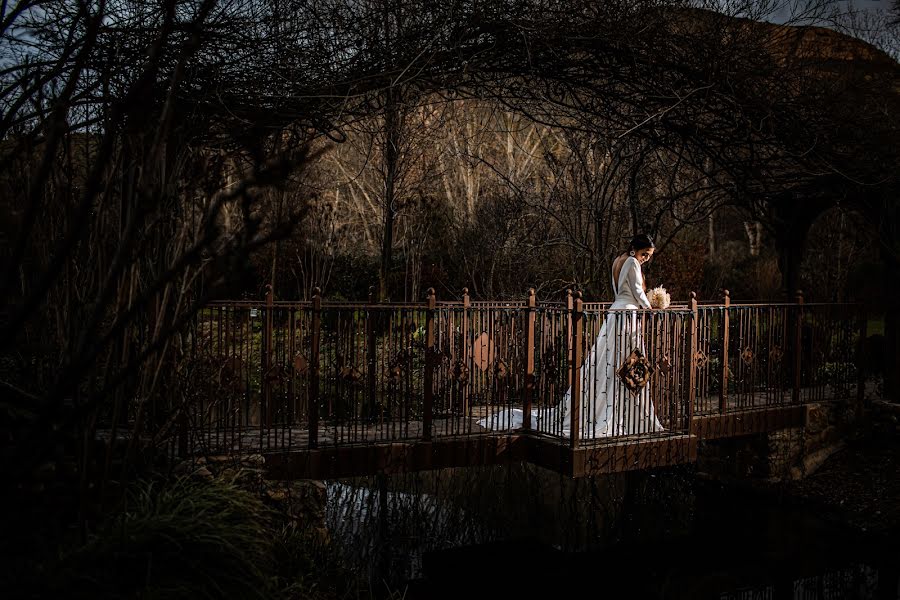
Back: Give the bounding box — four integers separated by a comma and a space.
42, 476, 279, 600
816, 361, 858, 385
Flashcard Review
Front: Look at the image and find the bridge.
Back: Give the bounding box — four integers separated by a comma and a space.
178, 288, 866, 480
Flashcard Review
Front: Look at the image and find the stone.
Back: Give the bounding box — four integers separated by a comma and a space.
245, 454, 265, 467
803, 425, 839, 455
192, 466, 214, 480
800, 442, 846, 478
258, 479, 328, 532
173, 460, 194, 475
805, 404, 829, 433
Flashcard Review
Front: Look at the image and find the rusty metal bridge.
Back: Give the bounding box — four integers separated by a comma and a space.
177, 288, 866, 480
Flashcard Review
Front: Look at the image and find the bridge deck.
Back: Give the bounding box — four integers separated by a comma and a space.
187, 389, 834, 456
263, 432, 703, 479
185, 402, 809, 479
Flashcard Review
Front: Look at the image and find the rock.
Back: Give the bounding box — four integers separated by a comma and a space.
192, 466, 214, 480
803, 425, 839, 455
262, 480, 328, 531
266, 488, 288, 502
246, 454, 265, 467
173, 460, 194, 475
806, 404, 830, 433
795, 442, 846, 479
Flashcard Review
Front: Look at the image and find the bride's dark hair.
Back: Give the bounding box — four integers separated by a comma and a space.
627, 233, 655, 252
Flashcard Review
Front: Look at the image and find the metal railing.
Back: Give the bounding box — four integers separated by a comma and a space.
177, 288, 866, 455
693, 292, 864, 415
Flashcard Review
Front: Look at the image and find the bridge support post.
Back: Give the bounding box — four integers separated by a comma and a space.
423, 288, 436, 441
309, 288, 321, 450
718, 290, 730, 414
522, 288, 536, 431
793, 290, 804, 404
570, 292, 583, 449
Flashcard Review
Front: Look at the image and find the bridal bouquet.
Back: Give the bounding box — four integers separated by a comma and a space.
648, 286, 671, 309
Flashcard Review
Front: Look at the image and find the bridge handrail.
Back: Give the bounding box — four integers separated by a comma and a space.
182, 288, 867, 457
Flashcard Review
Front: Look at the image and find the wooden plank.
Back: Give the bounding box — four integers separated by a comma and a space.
266, 405, 804, 480
264, 435, 524, 480
523, 435, 572, 476
482, 437, 493, 464
691, 405, 807, 439
408, 441, 433, 472
570, 435, 698, 477
377, 443, 404, 474
347, 446, 367, 476
450, 437, 471, 467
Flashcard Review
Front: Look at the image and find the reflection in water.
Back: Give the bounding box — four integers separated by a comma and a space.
325, 474, 494, 584
320, 466, 898, 599
721, 564, 883, 600
792, 565, 878, 600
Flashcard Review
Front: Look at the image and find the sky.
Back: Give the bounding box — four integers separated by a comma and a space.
757, 0, 898, 57
767, 0, 893, 23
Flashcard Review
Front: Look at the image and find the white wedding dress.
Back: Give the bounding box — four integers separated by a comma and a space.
478, 256, 664, 439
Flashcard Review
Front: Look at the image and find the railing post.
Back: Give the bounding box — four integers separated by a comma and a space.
719, 290, 730, 414
793, 290, 804, 404
460, 287, 470, 417
570, 291, 583, 449
308, 287, 321, 450
523, 288, 536, 431
856, 304, 867, 413
289, 304, 297, 427
366, 286, 378, 423
263, 284, 274, 430
423, 288, 436, 442
566, 289, 573, 392
688, 292, 698, 427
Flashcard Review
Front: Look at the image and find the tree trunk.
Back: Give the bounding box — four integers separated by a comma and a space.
774, 222, 809, 300
379, 88, 400, 301
705, 158, 716, 255
628, 164, 641, 235
744, 220, 762, 256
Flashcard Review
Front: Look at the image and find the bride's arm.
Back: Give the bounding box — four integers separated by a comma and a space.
627, 258, 652, 309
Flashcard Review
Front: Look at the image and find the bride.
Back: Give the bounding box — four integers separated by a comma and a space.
478, 234, 665, 439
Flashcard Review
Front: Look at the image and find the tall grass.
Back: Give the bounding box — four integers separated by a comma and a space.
29, 475, 330, 599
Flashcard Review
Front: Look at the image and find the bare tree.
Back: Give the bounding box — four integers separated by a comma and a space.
0, 1, 326, 535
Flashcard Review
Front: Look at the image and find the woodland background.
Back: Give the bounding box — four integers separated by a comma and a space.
1, 0, 898, 597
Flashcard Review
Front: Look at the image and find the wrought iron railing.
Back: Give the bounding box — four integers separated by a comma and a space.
178, 288, 866, 455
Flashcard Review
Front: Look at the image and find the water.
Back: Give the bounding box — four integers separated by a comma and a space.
323, 467, 899, 599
